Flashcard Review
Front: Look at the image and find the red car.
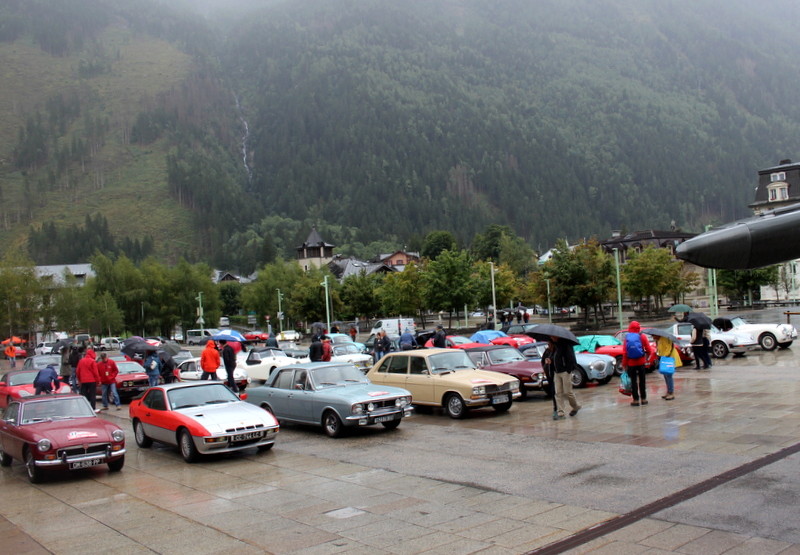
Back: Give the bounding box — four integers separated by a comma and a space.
490, 335, 534, 348
0, 370, 71, 409
243, 330, 269, 342
461, 344, 547, 399
422, 335, 472, 348
95, 361, 152, 402
0, 395, 125, 483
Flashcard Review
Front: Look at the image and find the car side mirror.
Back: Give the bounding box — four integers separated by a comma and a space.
238, 392, 247, 400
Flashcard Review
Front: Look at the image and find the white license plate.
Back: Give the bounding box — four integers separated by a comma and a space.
69, 458, 102, 470
230, 431, 264, 442
492, 394, 509, 405
374, 415, 397, 423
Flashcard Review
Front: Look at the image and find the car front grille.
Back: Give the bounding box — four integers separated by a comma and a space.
224, 423, 266, 433
58, 443, 110, 460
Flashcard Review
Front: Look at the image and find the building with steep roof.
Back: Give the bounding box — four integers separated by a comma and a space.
371, 251, 420, 272
327, 256, 394, 281
296, 228, 335, 270
750, 158, 800, 214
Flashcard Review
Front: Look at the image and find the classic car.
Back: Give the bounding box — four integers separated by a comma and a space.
0, 369, 71, 408
243, 330, 269, 342
501, 323, 540, 336
327, 333, 367, 352
330, 343, 373, 371
129, 381, 279, 463
417, 330, 472, 348
668, 323, 757, 358
176, 357, 251, 391
459, 344, 546, 398
236, 347, 305, 382
277, 330, 301, 342
21, 354, 63, 373
246, 362, 413, 438
0, 395, 125, 483
94, 360, 151, 402
519, 342, 615, 388
172, 349, 193, 366
712, 316, 796, 350
490, 335, 534, 348
366, 348, 521, 419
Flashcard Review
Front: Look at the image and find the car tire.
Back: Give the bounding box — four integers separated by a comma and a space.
778, 341, 793, 349
0, 446, 11, 467
444, 393, 467, 419
381, 419, 401, 430
107, 455, 125, 472
758, 333, 777, 351
178, 429, 200, 463
518, 387, 528, 400
492, 401, 512, 413
133, 420, 153, 448
322, 410, 344, 438
614, 357, 623, 375
570, 368, 588, 388
25, 449, 43, 484
711, 341, 729, 359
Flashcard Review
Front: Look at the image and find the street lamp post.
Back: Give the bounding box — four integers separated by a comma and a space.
613, 248, 623, 330
321, 276, 331, 333
196, 292, 204, 335
545, 278, 552, 324
276, 289, 284, 332
490, 262, 498, 330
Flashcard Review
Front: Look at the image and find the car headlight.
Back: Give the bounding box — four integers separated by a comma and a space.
352, 403, 364, 415
37, 439, 51, 452
589, 361, 605, 372
395, 397, 410, 408
510, 380, 520, 390
472, 386, 486, 396
366, 402, 376, 412
112, 429, 125, 442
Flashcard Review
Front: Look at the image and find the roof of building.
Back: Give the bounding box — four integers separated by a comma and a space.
328, 256, 395, 280
35, 264, 95, 285
298, 227, 335, 249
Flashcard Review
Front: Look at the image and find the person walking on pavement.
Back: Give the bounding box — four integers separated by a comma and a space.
543, 336, 580, 419
97, 352, 121, 410
76, 348, 99, 410
219, 340, 239, 393
622, 320, 654, 406
540, 344, 560, 420
200, 340, 220, 380
4, 342, 16, 370
656, 335, 682, 401
33, 364, 60, 395
144, 350, 161, 387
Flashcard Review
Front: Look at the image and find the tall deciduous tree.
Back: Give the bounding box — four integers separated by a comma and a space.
340, 271, 383, 321
423, 250, 474, 325
377, 261, 425, 324
421, 231, 457, 260
622, 246, 686, 312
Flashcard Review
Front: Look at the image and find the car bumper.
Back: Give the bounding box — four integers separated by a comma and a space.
344, 407, 413, 426
523, 375, 547, 390
195, 426, 279, 455
466, 390, 520, 407
36, 448, 126, 468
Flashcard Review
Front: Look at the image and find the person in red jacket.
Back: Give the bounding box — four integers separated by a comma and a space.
200, 340, 220, 380
97, 352, 120, 410
621, 321, 654, 407
76, 348, 100, 409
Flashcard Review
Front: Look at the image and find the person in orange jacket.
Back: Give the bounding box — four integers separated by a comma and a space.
200, 340, 220, 380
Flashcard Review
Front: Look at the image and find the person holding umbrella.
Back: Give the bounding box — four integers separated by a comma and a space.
542, 335, 581, 420
645, 328, 683, 401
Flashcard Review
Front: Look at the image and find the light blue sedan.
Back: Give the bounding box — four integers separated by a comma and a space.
244, 363, 413, 438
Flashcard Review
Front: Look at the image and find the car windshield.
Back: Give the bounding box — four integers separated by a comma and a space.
730, 317, 748, 326
334, 344, 359, 355
449, 336, 470, 345
21, 397, 94, 423
168, 383, 240, 409
427, 351, 475, 373
261, 349, 286, 357
311, 365, 369, 388
117, 362, 145, 374
488, 348, 525, 364
7, 371, 38, 386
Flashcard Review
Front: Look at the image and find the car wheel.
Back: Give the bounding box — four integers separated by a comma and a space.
571, 368, 588, 388
0, 446, 12, 467
24, 449, 43, 484
758, 333, 777, 351
518, 387, 528, 400
598, 376, 612, 385
711, 341, 729, 359
107, 455, 125, 472
614, 357, 623, 375
381, 419, 401, 430
178, 429, 200, 463
492, 401, 512, 413
778, 341, 793, 349
322, 410, 344, 438
444, 393, 467, 419
133, 420, 153, 448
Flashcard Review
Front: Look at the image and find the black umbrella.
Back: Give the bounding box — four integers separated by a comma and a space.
686, 312, 713, 329
642, 328, 679, 343
121, 340, 158, 359
52, 338, 74, 353
527, 323, 579, 345
159, 341, 182, 357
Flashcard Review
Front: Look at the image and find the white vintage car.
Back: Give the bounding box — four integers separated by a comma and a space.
713, 316, 796, 351
669, 323, 757, 358
237, 347, 307, 382
330, 343, 373, 371
177, 357, 251, 390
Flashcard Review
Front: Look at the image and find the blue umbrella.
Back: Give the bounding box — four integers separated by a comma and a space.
469, 330, 508, 344
211, 329, 246, 342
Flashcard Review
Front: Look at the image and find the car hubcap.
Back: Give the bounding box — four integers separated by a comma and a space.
448, 397, 462, 415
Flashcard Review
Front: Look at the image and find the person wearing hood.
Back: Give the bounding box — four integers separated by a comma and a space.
200, 340, 220, 380
656, 335, 682, 401
76, 348, 100, 409
621, 321, 654, 407
144, 351, 162, 387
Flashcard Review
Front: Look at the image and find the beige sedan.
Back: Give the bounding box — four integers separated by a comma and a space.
366, 348, 520, 418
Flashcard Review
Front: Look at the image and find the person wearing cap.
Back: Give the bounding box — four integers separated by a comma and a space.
432, 325, 447, 348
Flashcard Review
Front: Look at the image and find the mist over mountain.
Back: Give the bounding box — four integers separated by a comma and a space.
3, 0, 800, 271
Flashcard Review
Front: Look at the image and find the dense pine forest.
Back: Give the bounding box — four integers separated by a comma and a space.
3, 0, 800, 273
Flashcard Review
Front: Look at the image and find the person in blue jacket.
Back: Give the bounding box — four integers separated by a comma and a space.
144, 351, 162, 387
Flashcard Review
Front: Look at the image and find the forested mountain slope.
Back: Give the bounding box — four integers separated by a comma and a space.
3, 0, 800, 272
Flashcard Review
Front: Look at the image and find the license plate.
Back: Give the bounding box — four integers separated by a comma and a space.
374, 414, 397, 423
69, 458, 102, 470
492, 394, 509, 405
230, 431, 264, 442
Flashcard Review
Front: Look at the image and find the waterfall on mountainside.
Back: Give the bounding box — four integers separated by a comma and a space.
234, 94, 252, 184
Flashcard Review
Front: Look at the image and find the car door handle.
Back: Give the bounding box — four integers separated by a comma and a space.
145, 412, 151, 417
